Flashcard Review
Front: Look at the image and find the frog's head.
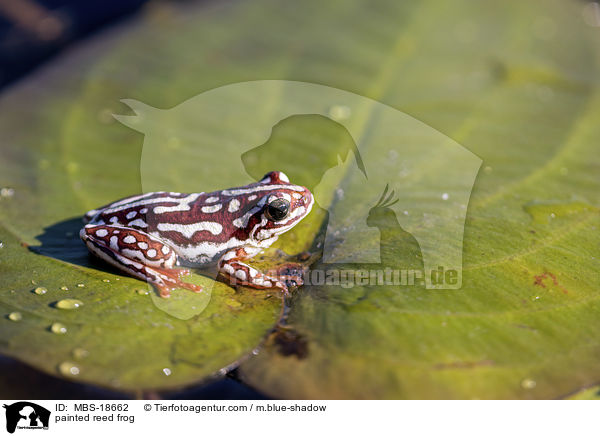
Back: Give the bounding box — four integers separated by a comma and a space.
227, 171, 313, 244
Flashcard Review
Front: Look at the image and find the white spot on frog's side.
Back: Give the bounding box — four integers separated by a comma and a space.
235, 269, 247, 281
248, 194, 257, 201
126, 211, 137, 220
205, 196, 219, 203
147, 249, 157, 258
260, 176, 271, 184
157, 222, 223, 238
95, 229, 108, 237
175, 240, 231, 264
221, 250, 237, 261
128, 219, 148, 228
109, 236, 118, 250
228, 199, 240, 213
140, 208, 148, 214
222, 263, 235, 275
292, 192, 302, 200
161, 246, 170, 255
249, 268, 257, 278
122, 247, 154, 265
278, 172, 290, 183
123, 235, 137, 244
153, 193, 201, 214
138, 242, 149, 250
281, 193, 292, 202
110, 216, 119, 223
201, 204, 223, 213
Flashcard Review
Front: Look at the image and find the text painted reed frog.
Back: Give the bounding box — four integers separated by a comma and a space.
80, 171, 313, 297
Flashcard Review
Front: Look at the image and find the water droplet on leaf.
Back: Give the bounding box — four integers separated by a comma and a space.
34, 287, 47, 295
521, 378, 536, 389
72, 348, 89, 359
8, 312, 22, 322
51, 322, 68, 334
58, 361, 80, 376
0, 187, 15, 198
56, 299, 83, 310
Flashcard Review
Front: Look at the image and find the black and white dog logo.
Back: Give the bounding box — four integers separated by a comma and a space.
3, 402, 50, 434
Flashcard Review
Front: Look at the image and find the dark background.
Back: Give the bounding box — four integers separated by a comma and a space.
0, 0, 148, 89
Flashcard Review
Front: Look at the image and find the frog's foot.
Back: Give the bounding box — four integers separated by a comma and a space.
267, 263, 307, 290
151, 267, 203, 298
80, 224, 201, 298
149, 277, 203, 299
177, 268, 192, 277
218, 248, 293, 296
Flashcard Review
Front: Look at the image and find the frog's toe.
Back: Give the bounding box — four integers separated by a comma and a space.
167, 279, 202, 294
190, 284, 203, 293
178, 268, 192, 277
156, 285, 172, 298
270, 263, 306, 289
276, 282, 291, 297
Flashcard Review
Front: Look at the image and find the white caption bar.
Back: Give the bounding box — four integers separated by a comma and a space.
0, 400, 594, 436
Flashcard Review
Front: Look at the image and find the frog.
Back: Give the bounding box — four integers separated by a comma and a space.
80, 171, 314, 298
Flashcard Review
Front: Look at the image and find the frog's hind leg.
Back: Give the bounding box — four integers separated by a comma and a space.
80, 224, 202, 298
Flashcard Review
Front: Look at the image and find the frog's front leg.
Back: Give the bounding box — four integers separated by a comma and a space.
218, 247, 295, 296
80, 224, 202, 298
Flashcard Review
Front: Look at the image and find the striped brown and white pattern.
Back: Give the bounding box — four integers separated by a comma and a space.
81, 171, 313, 297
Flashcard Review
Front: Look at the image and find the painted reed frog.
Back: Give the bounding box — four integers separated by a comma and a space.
80, 171, 313, 297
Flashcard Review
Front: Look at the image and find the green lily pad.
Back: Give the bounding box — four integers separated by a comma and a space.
236, 0, 600, 399
1, 0, 599, 399
564, 385, 600, 400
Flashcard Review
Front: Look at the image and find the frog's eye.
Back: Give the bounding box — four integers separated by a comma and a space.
266, 198, 290, 221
